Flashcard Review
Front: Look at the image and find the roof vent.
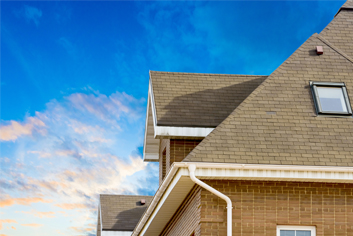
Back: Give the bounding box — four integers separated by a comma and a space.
316, 46, 323, 55
140, 199, 146, 205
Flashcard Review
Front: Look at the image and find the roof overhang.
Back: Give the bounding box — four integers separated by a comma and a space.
133, 162, 353, 236
143, 74, 214, 162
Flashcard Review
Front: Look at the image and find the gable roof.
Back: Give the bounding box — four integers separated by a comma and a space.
323, 1, 353, 59
99, 194, 153, 231
183, 8, 353, 167
150, 71, 267, 127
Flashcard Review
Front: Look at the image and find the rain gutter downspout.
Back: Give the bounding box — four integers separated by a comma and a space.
188, 164, 232, 236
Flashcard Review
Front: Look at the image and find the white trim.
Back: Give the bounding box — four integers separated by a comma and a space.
138, 170, 182, 236
148, 75, 158, 127
277, 225, 316, 236
133, 162, 353, 235
142, 87, 151, 161
99, 199, 103, 233
101, 231, 132, 236
154, 126, 214, 138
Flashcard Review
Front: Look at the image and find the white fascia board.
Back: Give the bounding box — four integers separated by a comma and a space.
134, 162, 353, 235
154, 126, 214, 138
148, 77, 158, 127
142, 87, 151, 161
138, 170, 183, 236
102, 231, 132, 236
99, 199, 103, 233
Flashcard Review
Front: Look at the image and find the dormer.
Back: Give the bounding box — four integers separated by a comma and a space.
143, 71, 267, 183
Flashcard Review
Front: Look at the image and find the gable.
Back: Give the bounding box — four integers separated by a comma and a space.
184, 33, 353, 166
150, 71, 266, 127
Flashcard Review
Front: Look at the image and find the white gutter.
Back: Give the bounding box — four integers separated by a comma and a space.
133, 162, 353, 235
188, 164, 232, 236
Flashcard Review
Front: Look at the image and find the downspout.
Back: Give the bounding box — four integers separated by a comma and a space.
188, 164, 232, 236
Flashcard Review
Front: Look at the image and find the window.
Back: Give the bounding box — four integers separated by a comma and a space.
310, 81, 352, 115
277, 226, 316, 236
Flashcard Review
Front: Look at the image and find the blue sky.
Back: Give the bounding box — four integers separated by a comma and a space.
0, 1, 345, 235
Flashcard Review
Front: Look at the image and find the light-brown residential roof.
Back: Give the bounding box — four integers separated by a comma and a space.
99, 194, 153, 231
321, 2, 353, 59
150, 71, 267, 127
183, 7, 353, 167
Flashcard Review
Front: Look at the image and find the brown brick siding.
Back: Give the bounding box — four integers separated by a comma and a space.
161, 186, 202, 236
170, 139, 202, 164
159, 139, 170, 185
159, 139, 202, 184
199, 180, 353, 236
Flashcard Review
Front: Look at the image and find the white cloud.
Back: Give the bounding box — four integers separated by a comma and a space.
0, 117, 45, 141
1, 89, 158, 235
14, 5, 43, 27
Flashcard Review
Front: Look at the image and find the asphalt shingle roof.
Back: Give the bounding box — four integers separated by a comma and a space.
150, 71, 267, 127
183, 6, 353, 167
321, 1, 353, 59
99, 195, 153, 231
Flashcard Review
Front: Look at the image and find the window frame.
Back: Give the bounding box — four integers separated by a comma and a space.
310, 81, 352, 116
277, 225, 316, 236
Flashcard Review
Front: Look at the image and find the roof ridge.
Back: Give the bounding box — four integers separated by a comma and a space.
149, 70, 268, 77
315, 33, 353, 64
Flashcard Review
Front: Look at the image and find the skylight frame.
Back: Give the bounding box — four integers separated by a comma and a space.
310, 81, 352, 116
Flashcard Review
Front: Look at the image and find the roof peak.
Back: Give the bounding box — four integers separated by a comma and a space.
335, 0, 353, 17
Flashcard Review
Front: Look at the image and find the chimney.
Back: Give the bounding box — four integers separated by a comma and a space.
140, 199, 146, 205
316, 46, 323, 55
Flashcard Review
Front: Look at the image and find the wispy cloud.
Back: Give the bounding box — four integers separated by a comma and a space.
54, 203, 86, 210
0, 196, 52, 208
14, 5, 43, 27
0, 117, 45, 141
0, 219, 17, 230
57, 37, 77, 58
17, 210, 55, 218
21, 223, 43, 228
1, 88, 158, 235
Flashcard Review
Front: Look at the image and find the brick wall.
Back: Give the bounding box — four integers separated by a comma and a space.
199, 180, 353, 236
161, 186, 202, 236
159, 139, 202, 184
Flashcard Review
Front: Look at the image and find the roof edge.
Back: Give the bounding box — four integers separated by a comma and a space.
149, 70, 268, 77
132, 162, 353, 235
334, 6, 353, 17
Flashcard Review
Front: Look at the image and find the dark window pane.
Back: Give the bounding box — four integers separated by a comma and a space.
296, 230, 311, 236
280, 230, 295, 236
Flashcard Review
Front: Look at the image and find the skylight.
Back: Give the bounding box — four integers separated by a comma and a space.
310, 81, 352, 116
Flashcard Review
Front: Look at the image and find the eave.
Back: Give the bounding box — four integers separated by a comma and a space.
143, 72, 214, 162
132, 162, 353, 236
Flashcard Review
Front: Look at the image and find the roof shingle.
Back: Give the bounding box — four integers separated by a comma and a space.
150, 71, 267, 127
183, 27, 353, 166
99, 195, 153, 231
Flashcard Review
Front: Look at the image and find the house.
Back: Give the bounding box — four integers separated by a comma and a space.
96, 195, 153, 236
98, 1, 353, 235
